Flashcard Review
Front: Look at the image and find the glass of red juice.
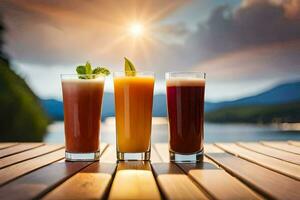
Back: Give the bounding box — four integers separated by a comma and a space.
166, 72, 206, 162
61, 74, 105, 161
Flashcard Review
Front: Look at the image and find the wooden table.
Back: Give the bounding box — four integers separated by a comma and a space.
0, 141, 299, 200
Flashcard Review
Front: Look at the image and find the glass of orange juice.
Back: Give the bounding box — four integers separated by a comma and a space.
113, 71, 155, 160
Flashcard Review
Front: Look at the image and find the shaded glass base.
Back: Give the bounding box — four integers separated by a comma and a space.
65, 151, 100, 161
170, 150, 204, 163
117, 151, 150, 161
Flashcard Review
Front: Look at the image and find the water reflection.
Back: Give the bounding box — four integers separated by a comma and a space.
44, 117, 300, 144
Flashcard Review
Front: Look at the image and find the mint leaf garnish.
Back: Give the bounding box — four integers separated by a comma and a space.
85, 62, 92, 75
93, 67, 110, 76
76, 62, 110, 79
124, 57, 136, 76
76, 66, 86, 74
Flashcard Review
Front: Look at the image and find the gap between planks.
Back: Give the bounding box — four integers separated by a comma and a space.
0, 143, 109, 200
288, 140, 300, 147
0, 143, 44, 158
0, 143, 18, 150
152, 162, 209, 200
0, 143, 107, 186
0, 144, 64, 169
43, 163, 116, 200
43, 144, 115, 200
154, 143, 261, 200
237, 142, 300, 165
206, 144, 300, 200
261, 141, 300, 155
0, 148, 65, 186
216, 143, 300, 180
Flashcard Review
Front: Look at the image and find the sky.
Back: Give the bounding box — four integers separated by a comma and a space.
1, 0, 300, 101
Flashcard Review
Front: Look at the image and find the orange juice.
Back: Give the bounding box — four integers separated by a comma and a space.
114, 74, 154, 153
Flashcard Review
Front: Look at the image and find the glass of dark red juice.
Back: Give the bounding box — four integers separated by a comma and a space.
166, 72, 205, 162
61, 74, 105, 161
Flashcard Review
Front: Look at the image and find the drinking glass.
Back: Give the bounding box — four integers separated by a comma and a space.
113, 71, 155, 160
166, 72, 206, 162
61, 74, 105, 161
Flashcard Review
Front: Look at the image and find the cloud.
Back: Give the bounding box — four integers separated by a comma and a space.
242, 0, 300, 19
184, 0, 300, 63
1, 0, 300, 83
195, 40, 300, 81
0, 0, 187, 68
155, 22, 189, 37
139, 0, 300, 80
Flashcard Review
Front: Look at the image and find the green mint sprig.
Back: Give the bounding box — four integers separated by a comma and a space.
124, 57, 136, 76
76, 62, 110, 79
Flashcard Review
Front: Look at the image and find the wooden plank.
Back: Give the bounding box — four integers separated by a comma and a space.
0, 148, 65, 185
0, 143, 44, 158
289, 140, 300, 147
108, 161, 161, 200
206, 151, 300, 200
152, 163, 209, 200
0, 143, 18, 150
0, 143, 108, 199
155, 144, 260, 199
43, 162, 116, 200
204, 143, 224, 153
0, 161, 91, 200
0, 144, 64, 169
261, 141, 300, 155
216, 143, 300, 180
177, 162, 261, 200
238, 142, 300, 165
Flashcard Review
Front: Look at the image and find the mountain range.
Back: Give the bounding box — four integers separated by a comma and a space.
205, 80, 300, 112
41, 80, 300, 123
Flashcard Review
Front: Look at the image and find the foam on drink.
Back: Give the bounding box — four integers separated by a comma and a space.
166, 77, 205, 87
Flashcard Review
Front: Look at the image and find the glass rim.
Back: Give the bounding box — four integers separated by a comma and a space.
165, 71, 206, 79
113, 71, 154, 73
60, 74, 107, 80
165, 71, 206, 75
60, 74, 107, 77
113, 71, 155, 76
60, 73, 108, 76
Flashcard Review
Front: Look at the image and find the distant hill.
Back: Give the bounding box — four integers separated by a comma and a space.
41, 80, 300, 123
0, 59, 49, 141
204, 81, 300, 123
40, 99, 64, 120
41, 93, 169, 121
205, 101, 300, 123
206, 81, 300, 112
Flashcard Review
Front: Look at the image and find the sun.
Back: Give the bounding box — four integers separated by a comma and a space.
129, 23, 144, 37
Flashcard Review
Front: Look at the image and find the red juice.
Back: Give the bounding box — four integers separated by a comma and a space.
166, 78, 205, 154
62, 78, 104, 153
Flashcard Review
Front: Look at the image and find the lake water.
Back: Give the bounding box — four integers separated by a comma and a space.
44, 117, 300, 144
